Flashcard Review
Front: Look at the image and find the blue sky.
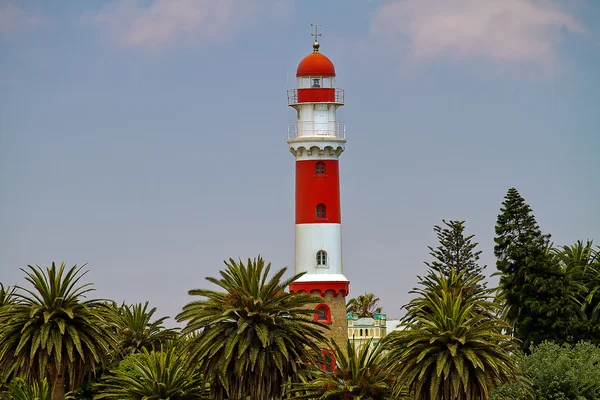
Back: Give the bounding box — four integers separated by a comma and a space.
1, 0, 599, 323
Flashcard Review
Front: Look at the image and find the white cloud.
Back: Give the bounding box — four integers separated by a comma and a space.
371, 0, 585, 68
85, 0, 290, 50
0, 1, 42, 34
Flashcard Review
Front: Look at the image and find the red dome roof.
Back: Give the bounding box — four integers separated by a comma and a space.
296, 51, 336, 77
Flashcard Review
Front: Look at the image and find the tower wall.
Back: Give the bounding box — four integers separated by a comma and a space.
321, 290, 348, 347
294, 224, 342, 276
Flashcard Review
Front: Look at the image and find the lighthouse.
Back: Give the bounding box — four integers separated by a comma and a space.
287, 28, 349, 357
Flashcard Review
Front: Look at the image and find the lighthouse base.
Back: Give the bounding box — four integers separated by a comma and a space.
319, 290, 348, 348
290, 282, 349, 349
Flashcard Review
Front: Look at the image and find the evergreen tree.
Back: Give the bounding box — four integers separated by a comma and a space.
494, 187, 575, 350
425, 219, 485, 280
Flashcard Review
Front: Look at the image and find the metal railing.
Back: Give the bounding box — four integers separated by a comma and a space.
334, 88, 344, 104
287, 88, 344, 105
287, 122, 346, 140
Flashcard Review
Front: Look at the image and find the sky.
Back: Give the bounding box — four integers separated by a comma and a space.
1, 0, 599, 324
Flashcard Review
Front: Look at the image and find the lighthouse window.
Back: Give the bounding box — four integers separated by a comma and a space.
321, 350, 336, 372
316, 203, 326, 219
311, 77, 321, 88
316, 250, 327, 266
314, 303, 332, 324
315, 162, 325, 175
316, 308, 326, 320
315, 305, 327, 321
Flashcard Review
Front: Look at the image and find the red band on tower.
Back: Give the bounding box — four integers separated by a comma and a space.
289, 281, 349, 297
295, 160, 341, 224
297, 88, 335, 103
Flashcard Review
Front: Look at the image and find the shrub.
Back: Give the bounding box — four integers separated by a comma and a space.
491, 341, 600, 400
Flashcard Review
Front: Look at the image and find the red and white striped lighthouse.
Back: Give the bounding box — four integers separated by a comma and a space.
287, 31, 349, 349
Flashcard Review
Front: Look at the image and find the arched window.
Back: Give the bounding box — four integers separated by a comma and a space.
314, 303, 332, 324
315, 162, 325, 175
316, 250, 327, 267
321, 350, 336, 372
316, 203, 326, 219
360, 329, 363, 337
315, 307, 327, 321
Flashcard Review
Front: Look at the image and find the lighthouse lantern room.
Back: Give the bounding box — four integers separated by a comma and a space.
287, 28, 350, 351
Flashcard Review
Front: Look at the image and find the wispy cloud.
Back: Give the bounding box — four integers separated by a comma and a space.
0, 1, 42, 35
371, 0, 585, 72
85, 0, 290, 51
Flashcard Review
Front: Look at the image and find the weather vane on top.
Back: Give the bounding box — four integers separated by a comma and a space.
310, 23, 322, 52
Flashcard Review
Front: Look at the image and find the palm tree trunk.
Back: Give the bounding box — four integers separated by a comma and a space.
52, 364, 66, 400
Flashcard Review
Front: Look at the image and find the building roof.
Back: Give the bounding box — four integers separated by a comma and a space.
296, 42, 336, 77
352, 317, 376, 327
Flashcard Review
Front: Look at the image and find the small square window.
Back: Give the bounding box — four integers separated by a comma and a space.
315, 162, 326, 175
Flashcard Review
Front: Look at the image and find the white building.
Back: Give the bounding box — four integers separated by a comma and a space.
347, 313, 404, 350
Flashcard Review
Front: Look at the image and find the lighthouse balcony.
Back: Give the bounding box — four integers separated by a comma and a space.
287, 88, 344, 105
288, 122, 346, 140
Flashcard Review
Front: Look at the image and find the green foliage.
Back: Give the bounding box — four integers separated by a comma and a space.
494, 187, 575, 350
176, 256, 327, 400
346, 293, 383, 318
0, 284, 16, 308
552, 240, 600, 343
110, 301, 179, 359
403, 268, 497, 325
491, 341, 600, 400
0, 262, 116, 396
0, 284, 17, 384
94, 347, 209, 400
384, 269, 518, 400
113, 352, 148, 381
289, 338, 396, 400
426, 220, 485, 281
0, 377, 71, 400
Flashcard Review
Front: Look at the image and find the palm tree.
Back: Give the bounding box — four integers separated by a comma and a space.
346, 293, 382, 318
0, 262, 116, 400
289, 338, 400, 400
0, 284, 17, 384
176, 256, 328, 400
0, 284, 16, 308
111, 301, 179, 359
383, 269, 518, 400
0, 378, 54, 400
552, 240, 600, 341
404, 269, 498, 324
94, 347, 209, 399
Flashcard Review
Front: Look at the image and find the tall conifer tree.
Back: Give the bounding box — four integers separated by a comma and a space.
494, 187, 574, 350
426, 219, 485, 280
